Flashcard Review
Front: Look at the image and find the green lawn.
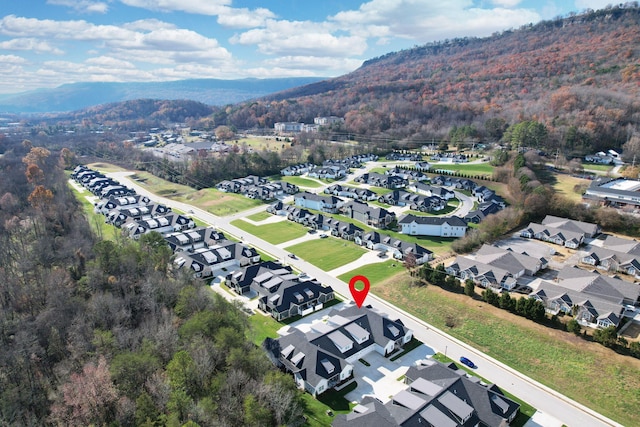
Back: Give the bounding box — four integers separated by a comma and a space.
281, 175, 323, 188
581, 162, 613, 172
68, 182, 121, 241
285, 238, 367, 271
231, 219, 308, 244
302, 383, 357, 427
246, 210, 271, 221
247, 314, 282, 346
338, 260, 404, 286
174, 189, 264, 216
372, 276, 640, 427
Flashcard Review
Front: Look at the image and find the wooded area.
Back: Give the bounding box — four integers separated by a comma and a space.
0, 139, 305, 426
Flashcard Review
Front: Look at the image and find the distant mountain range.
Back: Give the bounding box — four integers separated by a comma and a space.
0, 77, 325, 113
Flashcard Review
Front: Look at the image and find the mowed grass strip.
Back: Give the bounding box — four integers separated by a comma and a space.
370, 274, 640, 427
175, 188, 264, 216
281, 175, 323, 188
552, 175, 590, 203
246, 210, 271, 221
231, 219, 308, 244
286, 238, 367, 271
337, 260, 404, 285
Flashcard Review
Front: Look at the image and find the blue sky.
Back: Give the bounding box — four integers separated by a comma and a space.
0, 0, 616, 94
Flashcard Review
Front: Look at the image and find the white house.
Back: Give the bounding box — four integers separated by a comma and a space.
398, 214, 467, 237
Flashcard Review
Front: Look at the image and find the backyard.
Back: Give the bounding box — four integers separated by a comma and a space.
280, 175, 323, 188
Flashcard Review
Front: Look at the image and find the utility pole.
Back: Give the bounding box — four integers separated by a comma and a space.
554, 148, 560, 169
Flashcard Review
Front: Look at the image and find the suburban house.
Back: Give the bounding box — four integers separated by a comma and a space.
398, 214, 467, 237
163, 227, 227, 252
294, 191, 343, 213
280, 163, 314, 176
519, 222, 585, 249
356, 231, 433, 265
414, 161, 431, 171
385, 166, 428, 182
553, 266, 640, 307
263, 305, 413, 396
173, 240, 260, 278
386, 152, 423, 161
253, 274, 334, 321
334, 359, 520, 427
324, 184, 378, 201
601, 234, 640, 255
226, 261, 296, 295
307, 165, 348, 179
580, 246, 640, 277
327, 220, 364, 241
541, 215, 600, 238
105, 203, 172, 226
274, 122, 304, 133
355, 172, 408, 189
378, 190, 446, 212
446, 256, 518, 291
123, 213, 195, 239
585, 152, 615, 164
475, 244, 547, 276
340, 200, 396, 228
529, 275, 631, 329
408, 182, 455, 200
464, 200, 503, 224
95, 194, 152, 215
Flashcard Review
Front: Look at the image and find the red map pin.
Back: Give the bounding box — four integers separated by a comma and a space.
349, 275, 370, 308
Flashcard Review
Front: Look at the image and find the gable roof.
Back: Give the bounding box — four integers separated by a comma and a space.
556, 266, 640, 304
398, 214, 467, 227
541, 215, 599, 237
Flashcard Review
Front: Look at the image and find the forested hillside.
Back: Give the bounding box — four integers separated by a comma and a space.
220, 5, 640, 154
0, 139, 304, 426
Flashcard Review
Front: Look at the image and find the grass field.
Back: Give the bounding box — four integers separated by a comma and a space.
371, 273, 640, 427
581, 162, 614, 172
174, 189, 264, 216
281, 175, 323, 188
87, 162, 130, 173
246, 210, 271, 221
231, 219, 308, 244
337, 260, 404, 286
69, 182, 121, 241
285, 238, 368, 271
552, 175, 590, 203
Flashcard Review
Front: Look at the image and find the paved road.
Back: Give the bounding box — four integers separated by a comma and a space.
108, 171, 621, 427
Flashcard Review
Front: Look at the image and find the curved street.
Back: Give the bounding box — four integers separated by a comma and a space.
108, 171, 621, 427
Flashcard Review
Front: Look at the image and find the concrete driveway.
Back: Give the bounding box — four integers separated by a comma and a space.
345, 345, 434, 404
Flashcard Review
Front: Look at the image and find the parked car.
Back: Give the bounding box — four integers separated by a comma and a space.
459, 356, 476, 369
307, 229, 316, 234
287, 253, 297, 259
319, 233, 328, 238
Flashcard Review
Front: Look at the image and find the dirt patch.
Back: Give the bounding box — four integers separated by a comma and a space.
621, 321, 640, 342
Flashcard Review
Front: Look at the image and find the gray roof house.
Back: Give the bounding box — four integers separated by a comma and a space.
519, 222, 584, 249
334, 359, 519, 427
263, 305, 413, 397
580, 246, 640, 278
446, 256, 518, 291
475, 244, 547, 276
541, 215, 600, 238
356, 231, 433, 265
554, 266, 640, 307
164, 227, 226, 252
253, 275, 334, 321
173, 240, 260, 279
340, 200, 396, 229
226, 261, 294, 295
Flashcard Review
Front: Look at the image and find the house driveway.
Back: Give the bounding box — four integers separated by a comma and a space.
344, 344, 435, 404
327, 250, 393, 277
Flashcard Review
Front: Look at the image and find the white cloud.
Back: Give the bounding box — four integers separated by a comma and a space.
0, 38, 64, 54
330, 0, 540, 43
123, 19, 177, 31
119, 0, 229, 15
491, 0, 522, 7
232, 20, 368, 57
0, 54, 28, 64
216, 6, 275, 29
574, 0, 616, 11
47, 0, 109, 14
85, 56, 136, 68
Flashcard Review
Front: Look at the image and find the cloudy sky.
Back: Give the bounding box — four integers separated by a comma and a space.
0, 0, 616, 94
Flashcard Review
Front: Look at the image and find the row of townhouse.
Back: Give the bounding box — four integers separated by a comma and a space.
379, 190, 447, 213
580, 244, 640, 278
355, 172, 408, 189
263, 305, 413, 397
385, 152, 423, 161
430, 152, 469, 163
530, 266, 640, 329
279, 153, 378, 176
334, 359, 519, 427
446, 244, 547, 292
384, 166, 429, 182
324, 184, 378, 201
398, 214, 468, 238
226, 260, 334, 321
520, 215, 600, 249
307, 164, 348, 180
72, 165, 135, 198
173, 238, 260, 279
339, 200, 396, 229
268, 203, 433, 264
216, 175, 298, 200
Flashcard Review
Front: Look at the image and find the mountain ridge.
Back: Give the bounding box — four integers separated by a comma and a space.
0, 77, 326, 113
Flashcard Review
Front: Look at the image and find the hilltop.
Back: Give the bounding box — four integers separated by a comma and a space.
222, 5, 640, 154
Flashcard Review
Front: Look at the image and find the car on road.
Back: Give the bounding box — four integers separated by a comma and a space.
459, 356, 476, 369
307, 229, 316, 234
287, 253, 297, 259
319, 233, 328, 238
